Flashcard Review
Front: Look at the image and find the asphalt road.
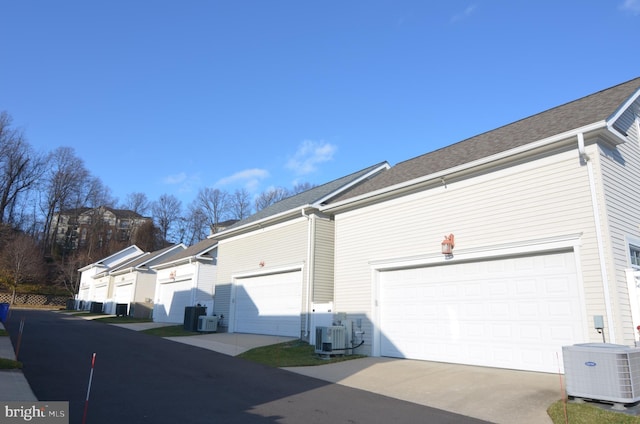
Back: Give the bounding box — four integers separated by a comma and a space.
5, 310, 490, 424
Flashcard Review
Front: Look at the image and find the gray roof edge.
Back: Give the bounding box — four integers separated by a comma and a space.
110, 243, 188, 274
151, 239, 218, 269
78, 244, 144, 272
325, 76, 640, 207
213, 162, 389, 237
313, 162, 390, 206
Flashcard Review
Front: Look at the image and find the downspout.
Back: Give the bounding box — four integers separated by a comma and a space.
192, 257, 199, 307
302, 208, 314, 338
579, 132, 616, 343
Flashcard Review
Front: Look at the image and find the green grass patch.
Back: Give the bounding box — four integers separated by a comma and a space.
0, 357, 22, 370
548, 399, 640, 423
141, 325, 200, 337
0, 329, 8, 337
93, 316, 153, 324
238, 339, 365, 367
71, 312, 106, 317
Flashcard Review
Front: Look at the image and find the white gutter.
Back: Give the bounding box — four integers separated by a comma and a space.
579, 132, 616, 343
321, 121, 609, 212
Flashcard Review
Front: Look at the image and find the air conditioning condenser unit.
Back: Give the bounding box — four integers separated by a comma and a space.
315, 325, 348, 354
197, 315, 218, 332
563, 343, 640, 405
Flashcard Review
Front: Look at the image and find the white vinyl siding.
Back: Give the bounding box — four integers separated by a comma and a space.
312, 217, 335, 303
334, 148, 603, 357
195, 262, 216, 311
599, 101, 640, 345
132, 272, 156, 304
215, 219, 308, 323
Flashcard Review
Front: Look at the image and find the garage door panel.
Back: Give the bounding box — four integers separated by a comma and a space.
380, 251, 583, 373
114, 284, 133, 305
234, 271, 302, 337
94, 285, 108, 302
155, 280, 192, 323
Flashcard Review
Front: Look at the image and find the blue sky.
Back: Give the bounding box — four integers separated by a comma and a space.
1, 1, 639, 208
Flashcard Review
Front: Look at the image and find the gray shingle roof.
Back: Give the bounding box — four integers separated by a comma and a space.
330, 77, 640, 203
153, 237, 217, 266
111, 244, 185, 272
223, 162, 388, 230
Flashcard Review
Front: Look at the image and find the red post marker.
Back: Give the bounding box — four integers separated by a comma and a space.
82, 353, 97, 424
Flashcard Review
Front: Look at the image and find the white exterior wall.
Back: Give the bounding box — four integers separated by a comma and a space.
334, 147, 607, 356
600, 107, 640, 345
133, 272, 157, 304
313, 216, 335, 303
195, 262, 216, 313
215, 218, 308, 327
77, 266, 102, 304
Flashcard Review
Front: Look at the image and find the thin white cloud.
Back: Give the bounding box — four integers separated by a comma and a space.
620, 0, 640, 14
285, 140, 337, 175
215, 168, 270, 192
450, 5, 477, 23
163, 172, 187, 185
163, 172, 201, 198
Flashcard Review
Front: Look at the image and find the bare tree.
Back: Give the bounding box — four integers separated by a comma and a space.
122, 192, 150, 216
54, 250, 88, 297
0, 232, 46, 304
229, 188, 252, 220
254, 187, 290, 212
0, 111, 45, 226
292, 182, 315, 195
40, 147, 89, 253
81, 177, 116, 209
131, 220, 162, 252
183, 203, 209, 244
196, 187, 229, 233
151, 194, 182, 243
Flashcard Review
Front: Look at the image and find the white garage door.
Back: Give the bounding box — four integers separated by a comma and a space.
114, 283, 133, 305
234, 270, 302, 337
94, 284, 108, 302
155, 279, 193, 323
379, 251, 584, 373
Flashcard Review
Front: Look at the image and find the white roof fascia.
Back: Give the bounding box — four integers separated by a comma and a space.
151, 244, 217, 270
606, 88, 640, 142
110, 245, 186, 276
313, 162, 391, 207
320, 121, 608, 213
78, 245, 143, 272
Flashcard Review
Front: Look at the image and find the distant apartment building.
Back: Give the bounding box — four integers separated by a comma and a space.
52, 206, 152, 250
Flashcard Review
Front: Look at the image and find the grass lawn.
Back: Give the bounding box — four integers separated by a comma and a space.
93, 316, 153, 324
548, 399, 640, 423
70, 311, 106, 317
0, 329, 7, 337
0, 357, 22, 369
238, 339, 365, 368
141, 325, 200, 337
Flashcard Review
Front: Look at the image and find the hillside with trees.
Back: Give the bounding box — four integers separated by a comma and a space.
0, 110, 313, 300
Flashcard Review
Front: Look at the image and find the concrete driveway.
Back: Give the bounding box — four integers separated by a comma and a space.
112, 322, 561, 424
